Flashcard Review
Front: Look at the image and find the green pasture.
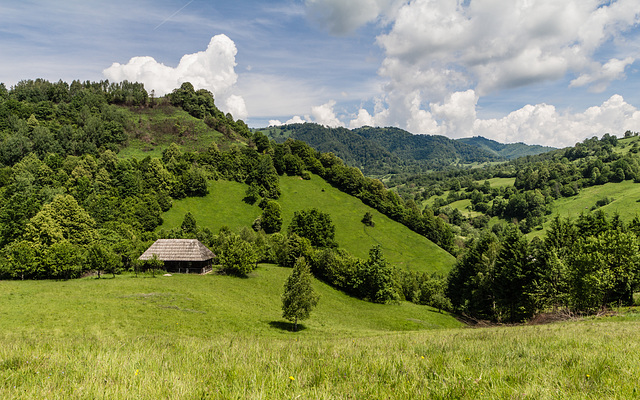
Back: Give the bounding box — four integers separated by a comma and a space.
548, 180, 640, 223
160, 180, 262, 233
2, 272, 640, 399
160, 175, 456, 275
484, 177, 516, 188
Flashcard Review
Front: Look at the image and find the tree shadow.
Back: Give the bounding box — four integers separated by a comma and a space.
268, 321, 307, 332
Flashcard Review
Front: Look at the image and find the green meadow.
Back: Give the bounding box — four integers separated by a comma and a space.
160, 175, 456, 275
2, 272, 640, 399
550, 180, 640, 221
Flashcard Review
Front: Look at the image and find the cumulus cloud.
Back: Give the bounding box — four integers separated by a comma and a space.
570, 57, 635, 92
376, 0, 639, 97
474, 95, 640, 147
324, 0, 640, 146
311, 100, 344, 127
268, 115, 309, 127
103, 34, 247, 119
347, 94, 640, 148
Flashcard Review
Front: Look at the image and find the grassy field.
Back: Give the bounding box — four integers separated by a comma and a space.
160, 175, 456, 275
549, 180, 640, 221
117, 102, 243, 160
160, 180, 262, 233
2, 273, 640, 398
484, 177, 516, 188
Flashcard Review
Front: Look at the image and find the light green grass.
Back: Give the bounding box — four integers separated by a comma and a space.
0, 266, 459, 339
2, 273, 640, 399
484, 177, 516, 188
531, 180, 640, 238
556, 180, 640, 221
160, 180, 262, 233
447, 199, 482, 218
278, 175, 455, 274
160, 175, 456, 275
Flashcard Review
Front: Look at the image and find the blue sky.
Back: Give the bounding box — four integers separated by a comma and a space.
1, 0, 640, 147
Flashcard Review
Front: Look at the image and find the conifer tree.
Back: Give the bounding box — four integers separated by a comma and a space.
282, 257, 319, 331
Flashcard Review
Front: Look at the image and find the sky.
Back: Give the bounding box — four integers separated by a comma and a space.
1, 0, 640, 147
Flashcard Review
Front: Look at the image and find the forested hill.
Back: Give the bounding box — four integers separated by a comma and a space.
262, 123, 554, 176
457, 136, 556, 159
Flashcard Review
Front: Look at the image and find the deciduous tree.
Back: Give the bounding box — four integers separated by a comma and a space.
282, 257, 319, 331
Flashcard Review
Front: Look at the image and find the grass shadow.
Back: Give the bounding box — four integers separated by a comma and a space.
268, 321, 307, 332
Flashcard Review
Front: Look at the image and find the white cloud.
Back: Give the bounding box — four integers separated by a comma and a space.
570, 57, 635, 92
345, 94, 640, 147
375, 0, 640, 101
430, 90, 479, 138
103, 34, 248, 119
311, 100, 344, 127
472, 95, 640, 148
325, 0, 640, 147
349, 108, 375, 128
268, 115, 309, 127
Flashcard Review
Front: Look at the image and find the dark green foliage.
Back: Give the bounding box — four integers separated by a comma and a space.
260, 200, 282, 234
493, 226, 537, 322
361, 246, 399, 303
181, 212, 197, 235
265, 124, 511, 175
86, 242, 120, 278
458, 136, 555, 159
288, 208, 337, 248
282, 257, 319, 331
362, 211, 374, 227
217, 233, 258, 276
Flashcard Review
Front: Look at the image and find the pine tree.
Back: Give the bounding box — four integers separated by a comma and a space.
282, 257, 319, 331
181, 211, 197, 235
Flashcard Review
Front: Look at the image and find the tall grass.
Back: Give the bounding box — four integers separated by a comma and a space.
2, 317, 640, 398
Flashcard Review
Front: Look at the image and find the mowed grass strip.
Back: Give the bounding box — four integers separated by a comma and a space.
160, 175, 456, 275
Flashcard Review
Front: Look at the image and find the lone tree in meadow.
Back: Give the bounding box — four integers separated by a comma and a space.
362, 211, 374, 227
282, 257, 319, 331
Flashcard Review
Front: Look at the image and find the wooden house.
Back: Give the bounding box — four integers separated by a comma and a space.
138, 239, 215, 274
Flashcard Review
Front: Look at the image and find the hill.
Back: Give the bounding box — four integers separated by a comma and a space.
457, 136, 556, 159
262, 124, 556, 176
264, 123, 500, 175
2, 273, 640, 398
159, 175, 456, 275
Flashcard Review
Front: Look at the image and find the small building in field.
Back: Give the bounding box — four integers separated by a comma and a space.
138, 239, 215, 274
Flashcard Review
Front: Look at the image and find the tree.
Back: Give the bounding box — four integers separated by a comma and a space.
288, 208, 337, 248
362, 211, 374, 227
86, 242, 120, 278
361, 245, 398, 303
25, 194, 96, 246
493, 226, 536, 322
218, 234, 258, 276
260, 200, 282, 233
281, 257, 319, 331
181, 211, 197, 235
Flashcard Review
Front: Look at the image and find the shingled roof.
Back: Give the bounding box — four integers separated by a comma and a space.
138, 239, 215, 262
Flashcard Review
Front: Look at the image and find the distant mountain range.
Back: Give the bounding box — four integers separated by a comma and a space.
456, 136, 555, 159
261, 123, 556, 175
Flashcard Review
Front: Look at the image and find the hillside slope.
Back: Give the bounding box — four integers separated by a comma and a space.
263, 123, 556, 176
457, 136, 556, 159
160, 175, 456, 275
